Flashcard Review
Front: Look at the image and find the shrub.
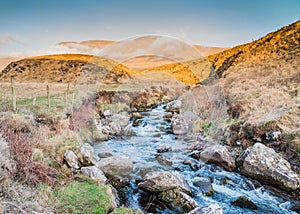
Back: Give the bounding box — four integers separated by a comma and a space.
1, 124, 54, 186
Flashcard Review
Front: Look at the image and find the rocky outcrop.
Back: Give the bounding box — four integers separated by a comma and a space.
188, 204, 223, 214
96, 156, 133, 178
138, 171, 191, 194
81, 166, 107, 185
241, 143, 300, 191
200, 145, 236, 171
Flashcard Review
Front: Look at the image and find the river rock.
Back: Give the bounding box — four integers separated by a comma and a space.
166, 100, 182, 113
157, 146, 172, 153
64, 150, 80, 169
81, 166, 107, 185
192, 177, 214, 196
78, 143, 97, 166
106, 186, 119, 209
188, 204, 223, 214
171, 111, 198, 135
96, 156, 133, 178
289, 201, 300, 213
183, 159, 199, 171
189, 151, 201, 160
230, 196, 257, 210
103, 109, 112, 118
156, 154, 172, 166
138, 171, 191, 194
241, 143, 300, 191
159, 189, 198, 213
98, 152, 113, 159
200, 145, 236, 171
112, 114, 130, 127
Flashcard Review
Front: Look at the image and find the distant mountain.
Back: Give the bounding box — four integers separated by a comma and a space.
57, 39, 227, 69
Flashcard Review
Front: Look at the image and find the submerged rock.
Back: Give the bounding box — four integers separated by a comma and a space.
157, 146, 172, 153
81, 166, 107, 185
138, 171, 191, 194
97, 152, 113, 159
192, 177, 214, 196
188, 204, 223, 214
200, 145, 236, 171
230, 196, 257, 210
96, 156, 133, 178
241, 143, 300, 191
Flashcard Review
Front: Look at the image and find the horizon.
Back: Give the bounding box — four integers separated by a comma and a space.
0, 0, 299, 58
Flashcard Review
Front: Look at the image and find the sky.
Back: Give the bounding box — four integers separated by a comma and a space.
0, 0, 299, 57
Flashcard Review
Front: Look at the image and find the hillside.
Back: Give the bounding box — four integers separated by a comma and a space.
135, 57, 211, 86
204, 20, 300, 166
208, 20, 300, 76
0, 54, 131, 83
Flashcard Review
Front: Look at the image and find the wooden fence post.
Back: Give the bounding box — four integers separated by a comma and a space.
47, 85, 50, 108
33, 94, 36, 106
66, 82, 70, 105
11, 76, 16, 112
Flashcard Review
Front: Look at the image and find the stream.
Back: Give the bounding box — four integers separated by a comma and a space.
94, 104, 296, 214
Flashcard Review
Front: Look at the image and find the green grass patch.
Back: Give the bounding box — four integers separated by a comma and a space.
111, 207, 142, 214
55, 181, 112, 214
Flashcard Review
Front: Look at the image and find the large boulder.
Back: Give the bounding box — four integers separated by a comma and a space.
166, 100, 182, 113
96, 156, 133, 178
78, 143, 97, 166
96, 112, 130, 136
159, 189, 198, 213
241, 143, 300, 191
188, 204, 223, 214
138, 171, 191, 194
171, 111, 198, 135
200, 145, 236, 171
64, 150, 80, 169
81, 166, 107, 185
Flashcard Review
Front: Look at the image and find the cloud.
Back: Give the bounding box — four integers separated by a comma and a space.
0, 33, 25, 45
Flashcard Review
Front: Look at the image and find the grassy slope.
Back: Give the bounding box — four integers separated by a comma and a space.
205, 20, 300, 164
0, 54, 131, 83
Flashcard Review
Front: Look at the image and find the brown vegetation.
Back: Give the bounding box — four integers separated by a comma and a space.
204, 20, 300, 166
